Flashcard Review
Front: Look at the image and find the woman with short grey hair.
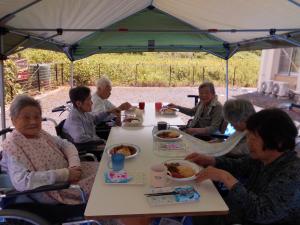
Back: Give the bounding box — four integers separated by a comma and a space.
9, 94, 41, 119
2, 94, 98, 205
223, 99, 255, 156
223, 99, 256, 131
92, 76, 131, 114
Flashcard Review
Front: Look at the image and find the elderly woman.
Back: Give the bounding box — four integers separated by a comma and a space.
92, 76, 131, 114
187, 108, 300, 224
1, 94, 98, 205
63, 86, 119, 145
222, 99, 255, 156
168, 82, 223, 136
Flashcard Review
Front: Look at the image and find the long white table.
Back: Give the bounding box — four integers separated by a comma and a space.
129, 102, 186, 126
85, 126, 229, 220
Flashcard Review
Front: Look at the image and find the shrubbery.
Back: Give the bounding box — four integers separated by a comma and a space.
4, 49, 260, 102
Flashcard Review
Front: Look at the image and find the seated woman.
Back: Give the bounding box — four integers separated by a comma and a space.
1, 94, 98, 205
222, 98, 255, 156
92, 76, 131, 114
186, 108, 300, 224
168, 82, 223, 136
63, 86, 118, 145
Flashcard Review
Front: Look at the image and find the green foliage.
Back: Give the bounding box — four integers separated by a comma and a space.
3, 59, 22, 103
12, 49, 261, 88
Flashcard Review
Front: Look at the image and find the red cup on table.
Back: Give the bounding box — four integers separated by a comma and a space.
155, 102, 162, 111
139, 102, 145, 110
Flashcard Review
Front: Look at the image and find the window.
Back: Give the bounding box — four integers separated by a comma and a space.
278, 47, 300, 75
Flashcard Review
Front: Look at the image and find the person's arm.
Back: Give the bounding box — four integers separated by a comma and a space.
215, 155, 254, 179
94, 111, 111, 124
227, 168, 300, 224
3, 152, 69, 191
49, 134, 80, 168
178, 105, 197, 116
64, 113, 98, 143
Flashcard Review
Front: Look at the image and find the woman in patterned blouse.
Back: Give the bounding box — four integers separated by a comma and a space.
187, 108, 300, 225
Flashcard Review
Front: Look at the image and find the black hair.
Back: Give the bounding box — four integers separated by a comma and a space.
69, 86, 91, 108
246, 108, 298, 152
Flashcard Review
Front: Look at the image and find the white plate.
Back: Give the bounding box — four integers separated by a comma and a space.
106, 143, 141, 159
164, 159, 202, 182
160, 108, 177, 115
154, 130, 183, 142
122, 117, 143, 127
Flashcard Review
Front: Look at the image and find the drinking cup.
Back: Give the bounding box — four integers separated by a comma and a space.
139, 102, 145, 110
157, 121, 170, 130
108, 153, 125, 171
155, 102, 162, 111
150, 164, 167, 188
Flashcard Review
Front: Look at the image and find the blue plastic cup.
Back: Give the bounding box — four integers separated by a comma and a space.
108, 153, 125, 171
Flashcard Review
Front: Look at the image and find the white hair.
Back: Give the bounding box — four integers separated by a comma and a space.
96, 76, 112, 89
10, 94, 41, 119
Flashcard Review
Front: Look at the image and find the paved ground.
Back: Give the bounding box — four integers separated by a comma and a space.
3, 86, 255, 135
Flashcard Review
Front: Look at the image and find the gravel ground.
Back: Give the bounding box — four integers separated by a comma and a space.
3, 86, 255, 135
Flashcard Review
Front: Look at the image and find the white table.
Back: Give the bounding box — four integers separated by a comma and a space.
129, 102, 185, 126
85, 126, 229, 220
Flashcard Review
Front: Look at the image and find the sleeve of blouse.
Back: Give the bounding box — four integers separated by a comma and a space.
227, 166, 300, 224
3, 152, 69, 191
49, 135, 80, 168
178, 106, 197, 117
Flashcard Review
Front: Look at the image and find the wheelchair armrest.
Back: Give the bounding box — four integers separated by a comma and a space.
0, 182, 70, 198
75, 140, 105, 149
210, 133, 230, 139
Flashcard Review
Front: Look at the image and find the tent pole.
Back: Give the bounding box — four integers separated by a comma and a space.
225, 59, 229, 100
0, 34, 6, 139
70, 61, 74, 88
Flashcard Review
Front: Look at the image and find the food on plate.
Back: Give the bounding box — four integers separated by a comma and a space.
164, 162, 196, 178
163, 108, 176, 113
157, 131, 180, 139
110, 145, 136, 157
123, 117, 141, 124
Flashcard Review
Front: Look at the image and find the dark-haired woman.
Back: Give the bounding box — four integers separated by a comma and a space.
187, 108, 300, 224
63, 86, 118, 144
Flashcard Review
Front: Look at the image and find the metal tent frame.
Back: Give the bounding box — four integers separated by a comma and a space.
1, 1, 300, 133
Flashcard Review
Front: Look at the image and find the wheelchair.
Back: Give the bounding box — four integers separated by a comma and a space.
0, 128, 101, 225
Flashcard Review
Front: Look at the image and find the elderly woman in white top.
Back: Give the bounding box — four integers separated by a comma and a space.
92, 76, 131, 114
1, 94, 98, 205
222, 99, 256, 156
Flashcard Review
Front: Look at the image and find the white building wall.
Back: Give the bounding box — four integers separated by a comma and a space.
258, 49, 280, 89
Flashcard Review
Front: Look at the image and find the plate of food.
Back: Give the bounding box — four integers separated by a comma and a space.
123, 117, 142, 127
106, 144, 140, 159
164, 159, 202, 181
154, 130, 182, 141
160, 107, 177, 115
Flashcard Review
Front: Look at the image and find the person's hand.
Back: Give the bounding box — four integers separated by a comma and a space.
185, 152, 215, 167
118, 102, 132, 111
196, 166, 238, 190
167, 103, 178, 109
186, 127, 205, 135
109, 107, 121, 115
68, 166, 82, 183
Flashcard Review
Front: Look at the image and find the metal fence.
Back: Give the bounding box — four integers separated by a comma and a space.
5, 63, 70, 101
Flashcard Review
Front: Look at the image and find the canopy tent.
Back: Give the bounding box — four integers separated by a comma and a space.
0, 0, 300, 130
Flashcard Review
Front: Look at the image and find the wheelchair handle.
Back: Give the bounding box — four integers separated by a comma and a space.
0, 128, 13, 136
52, 105, 66, 112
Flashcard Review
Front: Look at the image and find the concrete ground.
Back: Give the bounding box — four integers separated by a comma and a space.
3, 86, 255, 135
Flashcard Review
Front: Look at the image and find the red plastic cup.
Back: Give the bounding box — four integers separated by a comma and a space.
138, 102, 145, 110
155, 102, 162, 111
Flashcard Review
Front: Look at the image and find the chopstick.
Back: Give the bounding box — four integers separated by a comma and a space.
144, 191, 177, 197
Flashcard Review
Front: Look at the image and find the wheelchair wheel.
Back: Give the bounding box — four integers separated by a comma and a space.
0, 209, 51, 225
